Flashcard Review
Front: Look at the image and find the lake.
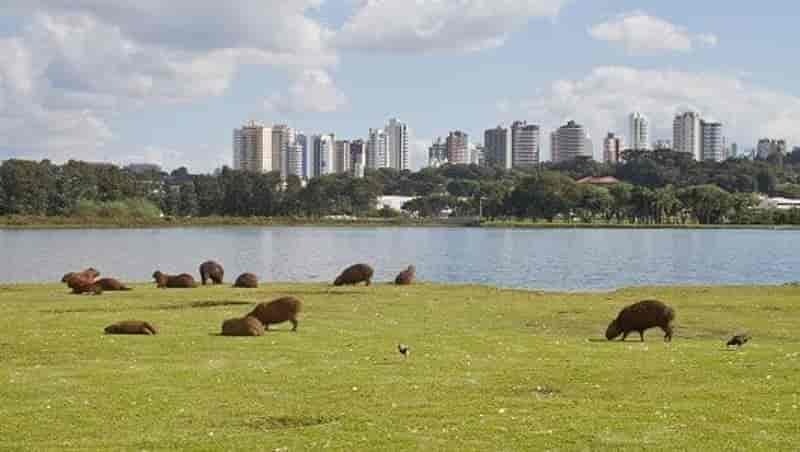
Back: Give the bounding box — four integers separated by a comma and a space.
0, 227, 798, 291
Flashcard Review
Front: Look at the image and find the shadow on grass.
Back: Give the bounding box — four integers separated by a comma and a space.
43, 300, 253, 314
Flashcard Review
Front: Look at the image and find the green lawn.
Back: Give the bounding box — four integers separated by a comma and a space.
1, 283, 798, 451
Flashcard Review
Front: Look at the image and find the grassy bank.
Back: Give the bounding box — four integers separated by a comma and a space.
1, 283, 798, 450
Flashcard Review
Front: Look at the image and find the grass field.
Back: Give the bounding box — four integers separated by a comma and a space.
1, 283, 799, 451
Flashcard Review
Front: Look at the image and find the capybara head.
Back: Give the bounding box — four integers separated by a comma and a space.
61, 272, 76, 283
605, 319, 622, 340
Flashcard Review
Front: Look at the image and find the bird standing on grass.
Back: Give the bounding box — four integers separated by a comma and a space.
727, 333, 750, 348
398, 343, 409, 358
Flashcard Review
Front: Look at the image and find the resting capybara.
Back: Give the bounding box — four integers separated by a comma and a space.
395, 265, 416, 285
334, 263, 374, 286
95, 278, 132, 291
221, 316, 265, 337
247, 296, 302, 332
61, 267, 100, 283
606, 299, 675, 342
63, 273, 102, 295
233, 273, 259, 288
152, 271, 197, 289
105, 320, 158, 335
199, 260, 224, 285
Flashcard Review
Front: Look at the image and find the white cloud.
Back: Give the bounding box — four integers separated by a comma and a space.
266, 69, 348, 114
520, 66, 800, 160
589, 12, 718, 55
337, 0, 570, 54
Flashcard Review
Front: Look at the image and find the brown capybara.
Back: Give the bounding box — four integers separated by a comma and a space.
395, 265, 416, 285
95, 278, 132, 291
233, 272, 258, 288
221, 316, 265, 337
606, 300, 675, 342
152, 271, 197, 289
63, 274, 102, 295
334, 264, 374, 286
61, 267, 100, 283
199, 260, 224, 285
247, 296, 302, 332
105, 320, 158, 335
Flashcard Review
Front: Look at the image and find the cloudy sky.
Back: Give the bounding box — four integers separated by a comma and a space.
1, 1, 798, 172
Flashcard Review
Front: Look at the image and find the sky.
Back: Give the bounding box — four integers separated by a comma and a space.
1, 1, 799, 173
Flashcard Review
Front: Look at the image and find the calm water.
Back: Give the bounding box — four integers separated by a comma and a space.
0, 227, 798, 291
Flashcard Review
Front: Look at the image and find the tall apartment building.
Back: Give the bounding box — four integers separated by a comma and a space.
673, 111, 702, 160
233, 121, 273, 172
629, 112, 650, 150
551, 120, 587, 163
603, 132, 624, 164
428, 137, 448, 168
700, 120, 724, 162
285, 142, 304, 179
312, 134, 335, 178
271, 124, 294, 179
511, 121, 540, 167
446, 131, 470, 165
484, 126, 512, 169
366, 128, 388, 169
757, 139, 787, 160
350, 140, 367, 178
334, 140, 351, 174
385, 118, 410, 171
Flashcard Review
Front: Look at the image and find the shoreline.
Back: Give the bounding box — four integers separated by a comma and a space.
2, 215, 800, 231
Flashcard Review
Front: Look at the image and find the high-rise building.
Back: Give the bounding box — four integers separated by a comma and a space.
603, 132, 624, 163
730, 142, 738, 158
673, 111, 702, 160
233, 121, 273, 172
285, 142, 304, 178
470, 143, 484, 166
552, 120, 587, 163
629, 112, 651, 150
334, 140, 351, 174
367, 128, 388, 169
757, 139, 787, 160
350, 140, 367, 178
511, 121, 540, 167
385, 118, 410, 171
271, 124, 294, 179
700, 120, 724, 162
296, 134, 310, 179
312, 134, 335, 178
484, 126, 512, 169
428, 137, 448, 168
446, 131, 470, 165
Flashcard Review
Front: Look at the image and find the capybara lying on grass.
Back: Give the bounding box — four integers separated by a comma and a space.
221, 316, 265, 336
63, 273, 102, 295
334, 263, 374, 286
199, 260, 224, 285
233, 273, 258, 288
95, 278, 132, 291
152, 271, 197, 289
61, 267, 100, 283
395, 265, 416, 285
105, 320, 158, 335
247, 296, 302, 332
606, 299, 675, 342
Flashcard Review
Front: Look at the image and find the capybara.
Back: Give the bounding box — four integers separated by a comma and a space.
233, 272, 259, 288
63, 273, 102, 295
152, 271, 197, 289
221, 316, 265, 337
334, 264, 374, 286
395, 265, 416, 285
247, 296, 302, 332
199, 260, 224, 285
105, 320, 158, 335
605, 299, 675, 342
61, 267, 100, 283
727, 333, 750, 348
95, 278, 132, 291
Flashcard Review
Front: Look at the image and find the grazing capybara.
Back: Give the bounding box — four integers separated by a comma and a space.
105, 320, 158, 335
61, 267, 100, 283
334, 264, 374, 286
63, 274, 102, 295
152, 271, 197, 289
247, 296, 302, 332
606, 299, 675, 342
199, 260, 224, 285
95, 278, 132, 291
233, 273, 259, 288
395, 265, 416, 285
221, 316, 265, 337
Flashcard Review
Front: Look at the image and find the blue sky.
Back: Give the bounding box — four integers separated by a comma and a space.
1, 1, 799, 172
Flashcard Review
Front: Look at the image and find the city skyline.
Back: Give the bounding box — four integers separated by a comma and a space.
2, 2, 800, 172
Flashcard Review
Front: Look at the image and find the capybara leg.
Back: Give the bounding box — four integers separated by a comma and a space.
365, 278, 372, 286
621, 331, 629, 341
639, 331, 645, 342
663, 326, 673, 342
290, 319, 298, 332
201, 275, 207, 285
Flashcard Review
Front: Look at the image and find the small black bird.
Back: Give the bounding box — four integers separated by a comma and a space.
727, 333, 750, 348
398, 343, 410, 358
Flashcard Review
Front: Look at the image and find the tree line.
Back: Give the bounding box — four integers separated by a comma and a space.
2, 148, 800, 224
